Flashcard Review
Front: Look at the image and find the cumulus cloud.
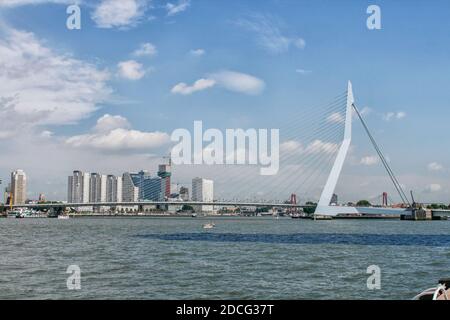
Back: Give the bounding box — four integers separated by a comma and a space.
117, 60, 146, 80
295, 69, 311, 75
360, 156, 379, 166
92, 0, 149, 29
360, 107, 372, 116
428, 162, 444, 172
280, 140, 303, 153
94, 114, 131, 133
209, 70, 265, 95
383, 111, 407, 121
165, 0, 190, 16
327, 112, 344, 124
0, 0, 74, 6
280, 140, 338, 156
235, 13, 306, 54
40, 130, 54, 138
133, 43, 157, 57
189, 48, 205, 56
171, 70, 265, 96
425, 184, 442, 193
66, 129, 169, 151
66, 114, 170, 152
0, 27, 111, 126
304, 140, 339, 154
171, 78, 216, 95
396, 112, 407, 119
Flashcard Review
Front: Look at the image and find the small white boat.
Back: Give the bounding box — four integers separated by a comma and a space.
414, 279, 450, 300
58, 215, 70, 220
202, 222, 215, 229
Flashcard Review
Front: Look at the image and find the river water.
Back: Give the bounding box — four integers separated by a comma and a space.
1, 217, 449, 300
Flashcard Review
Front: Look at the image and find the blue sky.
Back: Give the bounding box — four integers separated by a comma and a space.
0, 0, 449, 203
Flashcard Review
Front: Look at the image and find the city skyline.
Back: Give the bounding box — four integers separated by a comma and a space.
1, 1, 450, 203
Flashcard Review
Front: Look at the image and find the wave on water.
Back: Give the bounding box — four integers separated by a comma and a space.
136, 233, 450, 247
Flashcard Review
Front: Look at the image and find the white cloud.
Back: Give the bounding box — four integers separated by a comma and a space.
67, 129, 169, 151
209, 70, 265, 95
117, 60, 146, 80
66, 115, 170, 151
133, 43, 157, 57
40, 130, 54, 138
92, 0, 148, 29
171, 70, 265, 96
280, 140, 303, 153
235, 14, 306, 54
425, 184, 442, 193
94, 114, 131, 133
396, 111, 406, 119
165, 0, 190, 16
190, 48, 205, 56
0, 0, 74, 6
171, 78, 216, 95
280, 140, 338, 156
383, 111, 407, 121
0, 27, 111, 126
383, 112, 395, 121
295, 69, 311, 75
304, 140, 339, 154
428, 162, 444, 172
360, 156, 379, 166
360, 107, 372, 116
327, 112, 344, 124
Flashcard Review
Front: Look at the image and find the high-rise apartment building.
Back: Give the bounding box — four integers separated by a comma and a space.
67, 171, 90, 203
157, 164, 171, 198
121, 170, 168, 204
89, 173, 107, 203
11, 169, 27, 205
106, 175, 122, 203
122, 172, 139, 202
141, 177, 164, 201
192, 177, 214, 213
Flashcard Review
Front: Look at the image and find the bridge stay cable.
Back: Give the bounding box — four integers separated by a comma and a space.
352, 103, 411, 206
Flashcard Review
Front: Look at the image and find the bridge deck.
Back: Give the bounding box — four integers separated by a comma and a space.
0, 201, 311, 209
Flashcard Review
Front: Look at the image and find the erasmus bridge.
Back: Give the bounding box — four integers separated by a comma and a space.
1, 82, 411, 217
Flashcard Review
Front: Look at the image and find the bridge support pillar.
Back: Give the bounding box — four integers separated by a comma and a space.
316, 81, 354, 217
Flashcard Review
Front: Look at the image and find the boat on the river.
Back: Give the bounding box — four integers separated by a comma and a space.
413, 279, 450, 300
202, 223, 215, 229
10, 208, 33, 218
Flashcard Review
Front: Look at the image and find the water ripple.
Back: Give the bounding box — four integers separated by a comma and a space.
136, 233, 450, 247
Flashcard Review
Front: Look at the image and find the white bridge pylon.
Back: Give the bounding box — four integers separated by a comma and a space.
315, 81, 359, 216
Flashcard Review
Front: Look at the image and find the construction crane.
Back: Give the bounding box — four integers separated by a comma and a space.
410, 190, 423, 210
162, 154, 172, 166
